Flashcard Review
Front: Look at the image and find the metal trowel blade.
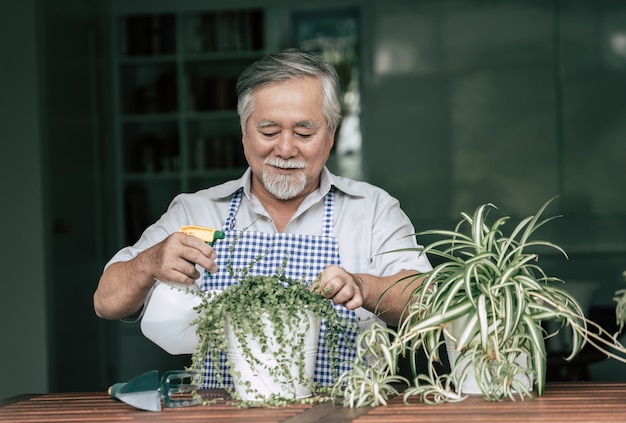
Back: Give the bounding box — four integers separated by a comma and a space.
111, 370, 162, 412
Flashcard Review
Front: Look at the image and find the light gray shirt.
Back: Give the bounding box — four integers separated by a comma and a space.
107, 167, 432, 329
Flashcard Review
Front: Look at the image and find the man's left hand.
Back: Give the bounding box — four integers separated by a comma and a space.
312, 264, 366, 310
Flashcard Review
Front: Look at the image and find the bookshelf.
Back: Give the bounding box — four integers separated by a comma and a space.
112, 7, 265, 245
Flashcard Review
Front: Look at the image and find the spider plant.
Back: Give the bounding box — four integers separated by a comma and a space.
614, 271, 626, 332
331, 324, 408, 407
333, 198, 626, 406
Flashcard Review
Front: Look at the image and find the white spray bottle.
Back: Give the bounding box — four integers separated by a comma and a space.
140, 226, 225, 355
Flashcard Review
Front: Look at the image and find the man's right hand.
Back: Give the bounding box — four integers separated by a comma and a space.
93, 232, 218, 320
144, 232, 218, 286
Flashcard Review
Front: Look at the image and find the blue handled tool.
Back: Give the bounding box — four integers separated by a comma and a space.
108, 370, 200, 411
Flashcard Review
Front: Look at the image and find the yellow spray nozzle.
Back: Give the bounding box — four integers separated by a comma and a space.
179, 225, 225, 246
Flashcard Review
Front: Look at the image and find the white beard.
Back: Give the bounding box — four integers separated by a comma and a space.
262, 158, 307, 200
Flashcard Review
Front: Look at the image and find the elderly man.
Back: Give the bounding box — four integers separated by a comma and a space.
94, 49, 431, 388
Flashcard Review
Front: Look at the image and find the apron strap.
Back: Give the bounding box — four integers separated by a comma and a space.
223, 188, 242, 231
322, 187, 335, 238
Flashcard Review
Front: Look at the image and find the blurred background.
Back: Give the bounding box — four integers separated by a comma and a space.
1, 0, 624, 399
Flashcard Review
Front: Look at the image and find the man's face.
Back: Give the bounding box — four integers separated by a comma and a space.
242, 76, 335, 201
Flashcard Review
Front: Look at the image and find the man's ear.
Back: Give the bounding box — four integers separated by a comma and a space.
329, 125, 337, 147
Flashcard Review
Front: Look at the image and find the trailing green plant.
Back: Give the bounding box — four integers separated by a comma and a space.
614, 271, 626, 332
331, 323, 408, 407
189, 248, 353, 407
333, 198, 626, 406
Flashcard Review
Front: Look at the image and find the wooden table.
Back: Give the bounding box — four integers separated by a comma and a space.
2, 382, 626, 422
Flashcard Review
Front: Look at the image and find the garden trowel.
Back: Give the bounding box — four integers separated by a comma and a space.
108, 370, 199, 412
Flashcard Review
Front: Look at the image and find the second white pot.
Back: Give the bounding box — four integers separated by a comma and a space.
444, 316, 533, 396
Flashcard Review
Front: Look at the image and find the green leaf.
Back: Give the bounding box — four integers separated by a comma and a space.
477, 294, 489, 350
522, 314, 546, 395
455, 312, 479, 351
399, 301, 474, 342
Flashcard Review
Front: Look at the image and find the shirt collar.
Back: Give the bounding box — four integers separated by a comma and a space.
322, 167, 365, 198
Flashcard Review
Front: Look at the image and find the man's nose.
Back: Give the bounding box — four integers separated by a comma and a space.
275, 133, 298, 157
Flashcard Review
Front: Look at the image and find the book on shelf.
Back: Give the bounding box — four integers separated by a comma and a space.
195, 135, 245, 170
187, 75, 237, 112
184, 9, 264, 53
124, 14, 175, 57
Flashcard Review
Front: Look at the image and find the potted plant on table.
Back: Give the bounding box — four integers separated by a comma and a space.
333, 198, 626, 406
189, 253, 352, 407
613, 271, 626, 332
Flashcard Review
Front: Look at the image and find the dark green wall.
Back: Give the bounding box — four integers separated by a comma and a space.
361, 0, 625, 308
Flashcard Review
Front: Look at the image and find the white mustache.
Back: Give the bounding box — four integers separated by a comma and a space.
264, 158, 306, 170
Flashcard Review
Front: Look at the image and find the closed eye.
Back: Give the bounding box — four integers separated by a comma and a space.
294, 121, 318, 140
258, 120, 279, 138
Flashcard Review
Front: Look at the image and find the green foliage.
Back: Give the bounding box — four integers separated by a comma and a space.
614, 271, 626, 332
394, 198, 576, 402
189, 257, 352, 407
333, 198, 626, 406
331, 324, 408, 407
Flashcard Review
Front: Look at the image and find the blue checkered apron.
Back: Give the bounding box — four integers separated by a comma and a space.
199, 187, 358, 389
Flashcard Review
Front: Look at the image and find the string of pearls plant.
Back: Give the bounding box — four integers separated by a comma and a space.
189, 245, 353, 407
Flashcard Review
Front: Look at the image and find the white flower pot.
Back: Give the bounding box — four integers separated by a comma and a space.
224, 310, 321, 401
444, 316, 533, 395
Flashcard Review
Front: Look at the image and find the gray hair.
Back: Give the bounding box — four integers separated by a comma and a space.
236, 49, 342, 137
